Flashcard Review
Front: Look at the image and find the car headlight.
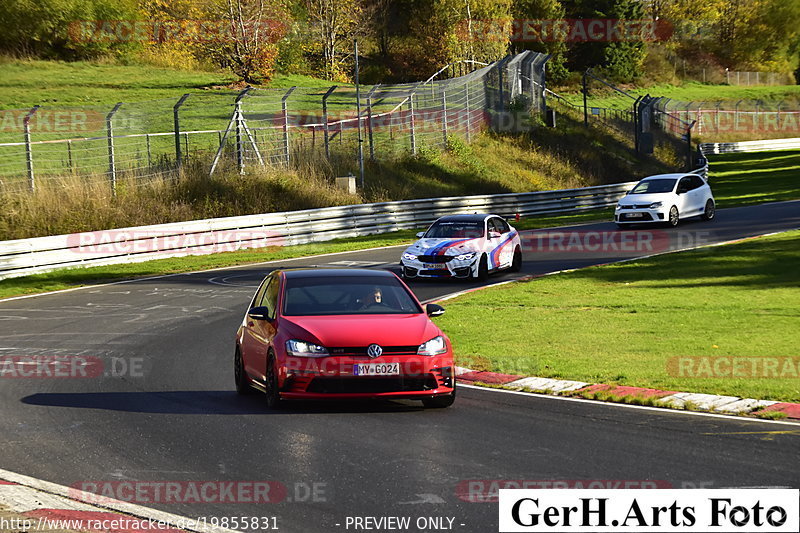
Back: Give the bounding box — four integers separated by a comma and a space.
649, 201, 663, 209
454, 252, 477, 261
615, 204, 623, 211
418, 335, 447, 356
402, 252, 417, 261
286, 339, 329, 357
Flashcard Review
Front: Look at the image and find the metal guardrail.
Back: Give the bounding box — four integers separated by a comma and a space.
700, 137, 800, 155
0, 182, 636, 280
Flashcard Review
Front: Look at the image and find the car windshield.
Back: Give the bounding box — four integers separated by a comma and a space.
629, 179, 676, 194
425, 221, 484, 239
282, 276, 423, 316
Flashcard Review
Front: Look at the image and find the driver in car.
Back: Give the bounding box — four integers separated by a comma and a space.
360, 286, 384, 310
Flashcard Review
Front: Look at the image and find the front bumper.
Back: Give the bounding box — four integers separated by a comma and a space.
401, 257, 476, 279
615, 208, 666, 224
278, 355, 455, 399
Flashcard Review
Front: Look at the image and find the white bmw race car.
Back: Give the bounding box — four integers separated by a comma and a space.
400, 214, 522, 281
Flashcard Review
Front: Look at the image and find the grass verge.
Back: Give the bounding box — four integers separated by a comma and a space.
707, 150, 800, 207
437, 230, 800, 403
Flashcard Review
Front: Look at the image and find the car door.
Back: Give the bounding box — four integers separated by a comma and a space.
689, 175, 708, 214
486, 218, 506, 270
675, 177, 696, 216
490, 217, 514, 268
241, 277, 269, 380
241, 274, 279, 382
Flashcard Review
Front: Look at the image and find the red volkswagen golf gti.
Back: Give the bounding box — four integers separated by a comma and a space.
234, 268, 456, 408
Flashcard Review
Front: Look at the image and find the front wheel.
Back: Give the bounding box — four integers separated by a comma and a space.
265, 351, 281, 408
422, 385, 456, 408
474, 255, 489, 282
700, 199, 715, 221
668, 206, 679, 227
509, 247, 522, 272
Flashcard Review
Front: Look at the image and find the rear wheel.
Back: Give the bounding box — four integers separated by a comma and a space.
668, 206, 679, 227
234, 347, 253, 395
265, 351, 281, 408
422, 384, 456, 408
509, 247, 522, 272
701, 199, 715, 221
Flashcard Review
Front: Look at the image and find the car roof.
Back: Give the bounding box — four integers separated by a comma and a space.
639, 173, 691, 181
281, 268, 396, 279
433, 213, 494, 223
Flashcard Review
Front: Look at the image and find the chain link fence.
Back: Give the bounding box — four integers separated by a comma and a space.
0, 51, 549, 196
652, 98, 800, 138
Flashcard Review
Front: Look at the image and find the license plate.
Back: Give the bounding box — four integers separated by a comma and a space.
423, 263, 446, 270
626, 213, 643, 218
353, 363, 400, 376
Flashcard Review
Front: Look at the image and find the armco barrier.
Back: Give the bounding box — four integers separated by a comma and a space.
0, 182, 639, 280
700, 137, 800, 155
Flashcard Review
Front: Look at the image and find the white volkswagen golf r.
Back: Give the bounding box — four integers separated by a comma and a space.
615, 173, 715, 228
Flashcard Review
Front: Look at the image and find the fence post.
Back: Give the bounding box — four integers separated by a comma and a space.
173, 93, 190, 170
281, 87, 296, 166
441, 87, 448, 147
146, 134, 151, 167
366, 85, 378, 161
67, 140, 73, 173
106, 102, 123, 196
409, 92, 417, 155
582, 71, 589, 126
23, 106, 39, 192
322, 85, 337, 159
686, 121, 696, 171
234, 88, 251, 174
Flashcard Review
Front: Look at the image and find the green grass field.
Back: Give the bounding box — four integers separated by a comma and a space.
561, 81, 800, 110
708, 150, 800, 207
0, 58, 344, 109
438, 230, 800, 402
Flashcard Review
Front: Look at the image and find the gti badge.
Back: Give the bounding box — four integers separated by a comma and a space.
367, 343, 383, 358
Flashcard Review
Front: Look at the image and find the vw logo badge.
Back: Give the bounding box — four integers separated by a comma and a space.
367, 343, 383, 358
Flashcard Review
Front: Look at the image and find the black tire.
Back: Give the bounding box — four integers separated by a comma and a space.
265, 351, 281, 408
615, 223, 627, 230
474, 254, 489, 282
701, 199, 715, 221
509, 247, 522, 272
234, 346, 253, 395
668, 206, 679, 227
422, 384, 456, 408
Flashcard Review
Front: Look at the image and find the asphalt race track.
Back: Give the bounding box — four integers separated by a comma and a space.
0, 201, 799, 532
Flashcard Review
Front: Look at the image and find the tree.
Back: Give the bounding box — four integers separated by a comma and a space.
201, 0, 291, 84
512, 0, 569, 83
304, 0, 367, 81
563, 0, 647, 82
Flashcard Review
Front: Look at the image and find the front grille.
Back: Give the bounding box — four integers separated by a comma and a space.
417, 255, 452, 263
307, 374, 439, 394
620, 204, 651, 210
328, 346, 419, 357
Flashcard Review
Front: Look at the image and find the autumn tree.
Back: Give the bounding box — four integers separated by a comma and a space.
201, 0, 291, 83
304, 0, 367, 81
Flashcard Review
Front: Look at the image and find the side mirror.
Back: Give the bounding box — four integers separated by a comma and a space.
489, 231, 502, 239
426, 303, 445, 318
247, 306, 271, 321
416, 232, 425, 238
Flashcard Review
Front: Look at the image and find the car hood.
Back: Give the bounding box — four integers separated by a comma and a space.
280, 314, 443, 348
404, 238, 480, 257
619, 192, 672, 205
